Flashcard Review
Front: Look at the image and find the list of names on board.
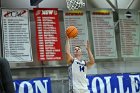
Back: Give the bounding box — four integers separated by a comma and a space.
91, 9, 117, 59
2, 9, 33, 62
34, 8, 62, 61
119, 10, 140, 57
64, 10, 89, 60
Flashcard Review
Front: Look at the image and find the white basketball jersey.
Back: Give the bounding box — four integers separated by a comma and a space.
68, 58, 88, 90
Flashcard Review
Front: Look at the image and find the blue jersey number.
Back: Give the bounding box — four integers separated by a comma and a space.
79, 66, 85, 72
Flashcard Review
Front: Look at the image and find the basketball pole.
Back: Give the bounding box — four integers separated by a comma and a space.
41, 61, 45, 77
36, 4, 45, 78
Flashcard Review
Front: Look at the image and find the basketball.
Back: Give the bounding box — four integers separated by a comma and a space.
66, 26, 78, 38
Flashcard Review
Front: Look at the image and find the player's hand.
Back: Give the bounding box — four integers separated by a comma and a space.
86, 40, 91, 50
66, 34, 70, 40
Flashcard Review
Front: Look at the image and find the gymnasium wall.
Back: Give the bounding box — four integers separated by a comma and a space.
1, 0, 140, 93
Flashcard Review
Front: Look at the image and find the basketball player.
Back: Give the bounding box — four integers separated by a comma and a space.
0, 58, 15, 93
65, 36, 95, 93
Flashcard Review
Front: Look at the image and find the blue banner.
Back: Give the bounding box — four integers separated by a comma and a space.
14, 77, 51, 93
13, 73, 140, 93
87, 73, 140, 93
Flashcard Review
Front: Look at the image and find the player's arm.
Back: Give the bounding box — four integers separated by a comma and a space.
65, 36, 73, 64
86, 40, 95, 68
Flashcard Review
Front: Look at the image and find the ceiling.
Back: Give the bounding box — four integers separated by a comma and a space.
1, 0, 140, 10
87, 0, 140, 9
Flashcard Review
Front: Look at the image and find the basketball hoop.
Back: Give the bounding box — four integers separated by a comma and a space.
66, 0, 85, 10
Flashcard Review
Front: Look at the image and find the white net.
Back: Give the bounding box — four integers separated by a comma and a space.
66, 0, 85, 10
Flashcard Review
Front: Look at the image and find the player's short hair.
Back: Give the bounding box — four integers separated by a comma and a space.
74, 46, 81, 49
